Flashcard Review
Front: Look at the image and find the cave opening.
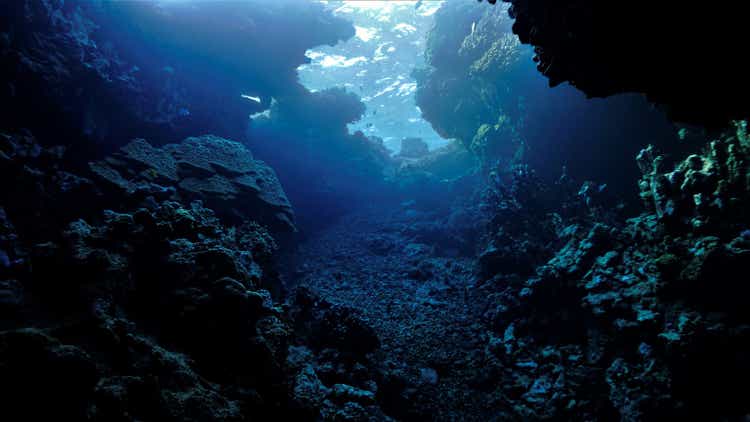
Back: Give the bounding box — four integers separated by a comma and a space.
2, 0, 750, 420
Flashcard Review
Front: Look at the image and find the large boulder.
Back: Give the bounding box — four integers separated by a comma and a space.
90, 135, 296, 232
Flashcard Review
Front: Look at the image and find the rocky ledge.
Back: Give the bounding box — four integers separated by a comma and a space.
90, 135, 296, 232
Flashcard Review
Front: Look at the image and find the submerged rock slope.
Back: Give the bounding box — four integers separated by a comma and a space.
6, 122, 747, 420
291, 122, 750, 420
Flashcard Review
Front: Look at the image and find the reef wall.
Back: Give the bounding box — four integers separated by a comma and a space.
415, 1, 689, 199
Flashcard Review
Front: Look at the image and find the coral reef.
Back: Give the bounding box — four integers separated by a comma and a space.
415, 2, 525, 147
2, 197, 288, 419
3, 1, 750, 420
637, 121, 750, 235
473, 123, 750, 419
477, 164, 585, 279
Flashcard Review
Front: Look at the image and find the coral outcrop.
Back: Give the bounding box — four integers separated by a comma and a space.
90, 135, 295, 232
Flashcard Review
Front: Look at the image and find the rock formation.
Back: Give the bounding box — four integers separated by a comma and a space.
0, 130, 393, 420
0, 0, 354, 152
475, 123, 750, 419
90, 135, 296, 232
493, 0, 750, 126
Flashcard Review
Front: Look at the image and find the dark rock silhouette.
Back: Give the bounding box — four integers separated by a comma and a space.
491, 0, 750, 126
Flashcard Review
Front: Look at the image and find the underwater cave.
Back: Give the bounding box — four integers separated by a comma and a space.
1, 0, 750, 420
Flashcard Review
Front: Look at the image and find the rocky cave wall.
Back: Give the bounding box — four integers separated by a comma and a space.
415, 1, 693, 199
0, 1, 398, 420
494, 0, 750, 127
0, 0, 353, 157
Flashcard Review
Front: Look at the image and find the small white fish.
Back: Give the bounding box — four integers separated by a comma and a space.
241, 94, 261, 103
